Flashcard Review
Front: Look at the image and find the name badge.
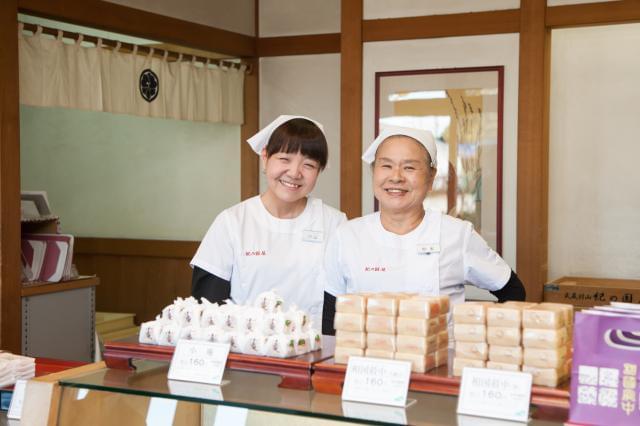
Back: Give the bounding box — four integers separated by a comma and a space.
457, 367, 532, 422
417, 243, 440, 255
342, 356, 412, 407
302, 230, 323, 243
168, 340, 230, 385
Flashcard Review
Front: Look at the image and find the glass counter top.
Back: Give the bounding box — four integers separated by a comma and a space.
57, 360, 568, 425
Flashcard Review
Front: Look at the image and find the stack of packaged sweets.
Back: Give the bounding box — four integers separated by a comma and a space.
334, 293, 450, 373
486, 301, 536, 371
452, 302, 492, 376
522, 303, 573, 386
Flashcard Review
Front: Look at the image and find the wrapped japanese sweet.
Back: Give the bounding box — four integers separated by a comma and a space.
308, 330, 323, 351
200, 301, 220, 327
453, 357, 485, 376
286, 307, 310, 334
334, 346, 364, 364
254, 290, 284, 313
139, 320, 164, 344
336, 293, 367, 314
179, 325, 203, 341
158, 323, 181, 346
237, 334, 267, 356
214, 302, 241, 331
264, 334, 295, 358
200, 326, 221, 342
336, 330, 366, 349
177, 302, 204, 328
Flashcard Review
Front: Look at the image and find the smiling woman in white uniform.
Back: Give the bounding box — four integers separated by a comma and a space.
322, 126, 525, 334
191, 115, 346, 326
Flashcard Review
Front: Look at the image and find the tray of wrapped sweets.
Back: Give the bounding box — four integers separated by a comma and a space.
312, 294, 571, 410
103, 291, 334, 390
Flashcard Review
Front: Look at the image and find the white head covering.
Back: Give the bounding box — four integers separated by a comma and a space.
246, 115, 325, 154
362, 126, 437, 168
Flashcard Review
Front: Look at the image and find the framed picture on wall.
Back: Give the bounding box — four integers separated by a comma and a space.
375, 66, 504, 253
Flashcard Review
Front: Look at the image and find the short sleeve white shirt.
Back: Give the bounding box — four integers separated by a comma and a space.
191, 196, 346, 325
324, 210, 510, 308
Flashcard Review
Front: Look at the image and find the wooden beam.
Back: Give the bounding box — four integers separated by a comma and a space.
547, 0, 640, 28
18, 0, 256, 57
0, 0, 22, 353
75, 237, 198, 259
341, 0, 363, 219
517, 0, 548, 302
257, 34, 341, 57
363, 9, 520, 42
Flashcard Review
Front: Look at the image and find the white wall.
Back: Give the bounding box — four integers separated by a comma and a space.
21, 106, 240, 241
363, 34, 520, 270
259, 0, 340, 37
259, 54, 341, 210
364, 0, 520, 19
548, 23, 640, 281
105, 0, 255, 36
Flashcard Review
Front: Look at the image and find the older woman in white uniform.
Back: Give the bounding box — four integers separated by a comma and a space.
191, 115, 346, 326
322, 126, 525, 334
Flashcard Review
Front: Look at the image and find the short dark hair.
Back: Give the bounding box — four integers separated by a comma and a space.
266, 118, 328, 170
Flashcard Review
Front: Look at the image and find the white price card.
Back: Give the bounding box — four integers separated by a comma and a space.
168, 340, 230, 385
457, 367, 533, 422
342, 357, 412, 407
7, 380, 28, 420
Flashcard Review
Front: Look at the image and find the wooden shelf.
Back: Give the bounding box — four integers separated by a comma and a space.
21, 276, 99, 297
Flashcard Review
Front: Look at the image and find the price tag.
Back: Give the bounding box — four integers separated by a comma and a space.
342, 357, 412, 407
168, 340, 230, 385
7, 380, 27, 420
457, 367, 533, 422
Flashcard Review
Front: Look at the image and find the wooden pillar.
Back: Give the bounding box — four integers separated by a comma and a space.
240, 1, 259, 200
517, 0, 549, 302
0, 0, 22, 352
340, 0, 363, 218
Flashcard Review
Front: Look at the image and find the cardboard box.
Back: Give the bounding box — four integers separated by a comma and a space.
544, 276, 640, 308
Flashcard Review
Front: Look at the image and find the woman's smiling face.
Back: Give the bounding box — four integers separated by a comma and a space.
261, 149, 321, 204
373, 135, 435, 215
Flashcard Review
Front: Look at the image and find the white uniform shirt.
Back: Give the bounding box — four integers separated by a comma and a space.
191, 196, 346, 326
324, 210, 511, 308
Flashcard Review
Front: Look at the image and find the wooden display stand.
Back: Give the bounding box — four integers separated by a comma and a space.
312, 359, 571, 410
103, 337, 336, 390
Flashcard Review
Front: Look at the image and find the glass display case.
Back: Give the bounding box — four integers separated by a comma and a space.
44, 360, 569, 425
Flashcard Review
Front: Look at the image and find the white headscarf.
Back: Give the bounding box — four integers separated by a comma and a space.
246, 115, 325, 154
362, 126, 437, 167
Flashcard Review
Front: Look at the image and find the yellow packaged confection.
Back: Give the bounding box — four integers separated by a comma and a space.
335, 330, 366, 349
396, 317, 439, 336
487, 305, 522, 328
396, 334, 437, 355
366, 314, 397, 334
336, 294, 368, 314
438, 296, 450, 314
366, 297, 399, 316
489, 345, 523, 364
453, 357, 485, 376
453, 323, 486, 342
367, 332, 397, 351
365, 348, 395, 359
334, 346, 364, 364
452, 302, 492, 325
522, 364, 569, 387
398, 297, 440, 318
523, 306, 565, 329
437, 330, 449, 349
395, 352, 435, 373
538, 303, 574, 326
503, 301, 538, 309
486, 361, 520, 372
334, 313, 365, 332
434, 348, 448, 367
522, 328, 568, 349
437, 314, 447, 331
454, 342, 488, 361
487, 326, 521, 346
523, 347, 567, 369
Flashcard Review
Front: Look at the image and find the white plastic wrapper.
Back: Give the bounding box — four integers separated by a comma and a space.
179, 325, 203, 341
139, 320, 163, 344
237, 307, 263, 334
255, 290, 284, 313
238, 334, 267, 355
158, 323, 180, 346
308, 330, 322, 351
293, 334, 309, 355
200, 326, 220, 342
178, 304, 204, 328
287, 307, 310, 333
264, 334, 295, 358
200, 302, 220, 327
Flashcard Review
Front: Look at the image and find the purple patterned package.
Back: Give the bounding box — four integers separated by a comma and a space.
570, 311, 640, 425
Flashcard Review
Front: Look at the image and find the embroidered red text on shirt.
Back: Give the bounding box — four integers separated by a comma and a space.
364, 266, 386, 272
245, 250, 267, 256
